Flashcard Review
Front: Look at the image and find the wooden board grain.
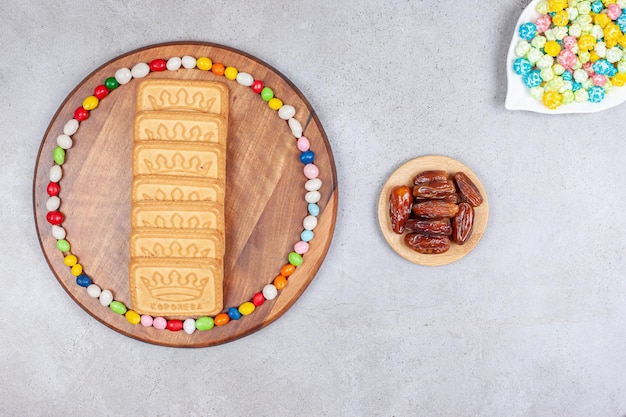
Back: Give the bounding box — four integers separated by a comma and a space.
378, 155, 488, 266
33, 42, 338, 347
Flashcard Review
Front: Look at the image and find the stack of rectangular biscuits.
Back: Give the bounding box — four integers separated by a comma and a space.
129, 79, 228, 318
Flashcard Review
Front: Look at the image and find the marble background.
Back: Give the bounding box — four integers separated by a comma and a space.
2, 1, 625, 415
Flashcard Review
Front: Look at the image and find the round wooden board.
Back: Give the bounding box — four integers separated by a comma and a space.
33, 42, 338, 347
377, 155, 488, 266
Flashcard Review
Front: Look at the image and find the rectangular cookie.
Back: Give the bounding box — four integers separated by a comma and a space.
133, 141, 226, 179
131, 200, 225, 230
131, 175, 225, 203
130, 228, 224, 259
136, 79, 229, 117
129, 257, 223, 317
134, 111, 227, 145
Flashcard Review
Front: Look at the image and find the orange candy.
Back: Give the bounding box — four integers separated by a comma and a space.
214, 313, 230, 326
211, 63, 225, 76
274, 275, 287, 290
280, 264, 296, 277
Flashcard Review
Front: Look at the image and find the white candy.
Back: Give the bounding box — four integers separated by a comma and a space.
51, 225, 66, 240
114, 68, 132, 85
278, 104, 296, 120
166, 57, 182, 71
99, 289, 113, 306
303, 215, 318, 231
131, 62, 150, 78
56, 134, 73, 150
305, 191, 321, 204
181, 55, 197, 69
262, 284, 278, 300
236, 72, 254, 86
63, 119, 79, 136
183, 318, 196, 335
46, 196, 60, 211
49, 165, 62, 182
288, 118, 303, 138
87, 284, 102, 298
305, 178, 322, 192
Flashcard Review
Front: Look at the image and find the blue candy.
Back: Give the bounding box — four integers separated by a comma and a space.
300, 229, 314, 242
308, 203, 320, 217
572, 81, 582, 92
588, 86, 605, 103
76, 273, 92, 287
591, 0, 604, 13
299, 150, 314, 164
523, 70, 543, 88
519, 22, 537, 41
562, 70, 573, 82
227, 307, 242, 320
608, 65, 617, 77
513, 57, 533, 75
592, 59, 612, 75
617, 13, 626, 32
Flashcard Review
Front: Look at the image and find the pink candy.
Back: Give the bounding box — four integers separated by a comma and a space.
140, 315, 153, 327
152, 316, 167, 330
535, 14, 552, 33
592, 74, 607, 86
582, 61, 595, 75
294, 240, 310, 255
557, 49, 577, 69
297, 136, 310, 152
563, 36, 578, 52
303, 163, 319, 179
607, 3, 622, 20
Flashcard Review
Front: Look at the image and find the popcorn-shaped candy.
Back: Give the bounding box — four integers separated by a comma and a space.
544, 28, 557, 40
606, 46, 624, 62
568, 22, 583, 37
537, 0, 550, 14
612, 72, 626, 86
607, 3, 622, 19
582, 61, 596, 74
593, 58, 613, 74
542, 89, 563, 108
574, 67, 590, 81
559, 80, 574, 93
594, 12, 611, 28
530, 86, 545, 100
575, 13, 593, 26
527, 47, 545, 64
618, 35, 626, 48
592, 73, 608, 85
553, 26, 569, 39
515, 40, 532, 57
603, 80, 613, 93
545, 40, 562, 56
549, 0, 568, 12
572, 80, 583, 91
538, 54, 556, 69
594, 41, 607, 57
562, 69, 573, 80
524, 69, 544, 87
578, 33, 597, 51
563, 35, 579, 52
578, 50, 591, 63
566, 6, 579, 21
591, 24, 605, 40
541, 66, 556, 80
582, 78, 595, 89
532, 35, 548, 48
536, 14, 552, 33
617, 60, 626, 73
549, 75, 567, 90
513, 57, 533, 75
591, 0, 604, 13
553, 10, 570, 26
553, 63, 566, 74
618, 0, 626, 8
588, 85, 606, 101
603, 23, 623, 47
617, 14, 626, 31
520, 22, 538, 40
577, 1, 592, 15
562, 89, 575, 103
574, 87, 590, 101
558, 49, 579, 67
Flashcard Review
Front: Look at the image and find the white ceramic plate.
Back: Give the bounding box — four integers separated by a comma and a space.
505, 0, 626, 114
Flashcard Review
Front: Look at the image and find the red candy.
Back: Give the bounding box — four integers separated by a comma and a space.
46, 211, 64, 225
252, 292, 265, 307
47, 182, 60, 196
74, 107, 89, 121
251, 80, 264, 94
166, 319, 183, 331
93, 85, 109, 100
150, 59, 167, 72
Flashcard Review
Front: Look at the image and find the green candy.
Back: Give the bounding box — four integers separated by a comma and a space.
260, 87, 274, 102
56, 239, 70, 252
104, 77, 119, 91
288, 251, 303, 267
195, 316, 214, 331
53, 146, 65, 165
109, 301, 127, 315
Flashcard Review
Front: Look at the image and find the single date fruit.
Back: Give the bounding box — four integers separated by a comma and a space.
413, 170, 448, 184
451, 202, 474, 244
388, 185, 412, 234
404, 218, 452, 236
412, 180, 456, 199
404, 233, 451, 254
411, 200, 459, 219
453, 172, 483, 207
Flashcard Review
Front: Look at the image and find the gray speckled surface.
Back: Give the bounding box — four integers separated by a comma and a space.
2, 1, 626, 416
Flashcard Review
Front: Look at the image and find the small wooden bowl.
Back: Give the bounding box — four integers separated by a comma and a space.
377, 155, 489, 266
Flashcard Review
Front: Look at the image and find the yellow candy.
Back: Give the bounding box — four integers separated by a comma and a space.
544, 41, 562, 57
578, 34, 596, 51
82, 95, 99, 111
612, 73, 626, 86
63, 254, 78, 267
548, 0, 567, 12
542, 90, 563, 109
196, 57, 212, 71
71, 264, 83, 277
595, 13, 611, 28
238, 301, 255, 316
589, 51, 600, 62
552, 10, 569, 27
224, 66, 238, 80
268, 97, 283, 110
617, 35, 626, 48
125, 310, 141, 325
604, 23, 622, 44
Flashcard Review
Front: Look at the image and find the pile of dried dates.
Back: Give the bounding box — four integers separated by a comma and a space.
388, 170, 483, 254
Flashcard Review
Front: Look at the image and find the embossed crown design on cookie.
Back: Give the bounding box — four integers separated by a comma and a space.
147, 90, 218, 113
140, 270, 209, 302
144, 152, 211, 176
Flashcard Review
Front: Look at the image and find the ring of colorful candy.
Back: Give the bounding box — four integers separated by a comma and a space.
45, 54, 322, 334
